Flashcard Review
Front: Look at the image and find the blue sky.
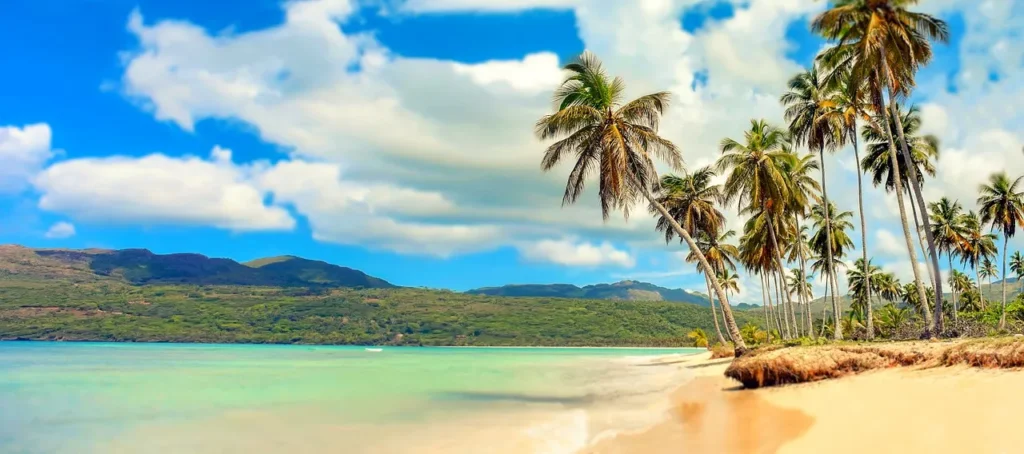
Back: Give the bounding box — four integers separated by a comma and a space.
1, 0, 1020, 299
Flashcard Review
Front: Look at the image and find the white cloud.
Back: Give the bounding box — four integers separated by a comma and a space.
401, 0, 578, 13
44, 221, 76, 239
34, 147, 295, 232
451, 52, 563, 94
875, 228, 907, 258
519, 237, 635, 268
0, 124, 55, 193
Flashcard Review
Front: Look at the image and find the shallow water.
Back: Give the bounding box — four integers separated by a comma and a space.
0, 342, 700, 453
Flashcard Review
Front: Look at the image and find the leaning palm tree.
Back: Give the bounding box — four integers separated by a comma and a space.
537, 52, 748, 353
781, 65, 845, 339
685, 230, 741, 346
977, 172, 1024, 330
860, 106, 935, 331
809, 201, 855, 339
928, 197, 968, 312
814, 0, 949, 334
652, 167, 729, 345
717, 119, 798, 339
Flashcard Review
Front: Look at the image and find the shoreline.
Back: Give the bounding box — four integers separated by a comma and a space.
0, 338, 704, 350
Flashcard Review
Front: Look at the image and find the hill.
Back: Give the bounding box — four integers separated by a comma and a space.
466, 280, 713, 306
0, 245, 393, 289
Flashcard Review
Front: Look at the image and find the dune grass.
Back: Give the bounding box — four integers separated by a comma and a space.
724, 337, 1024, 388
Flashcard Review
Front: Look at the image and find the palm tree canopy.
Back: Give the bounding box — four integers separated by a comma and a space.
959, 211, 998, 268
977, 172, 1024, 238
781, 65, 844, 153
537, 51, 681, 219
779, 151, 822, 216
979, 258, 999, 281
809, 201, 855, 273
787, 268, 814, 300
717, 119, 793, 216
812, 0, 949, 101
1011, 251, 1024, 280
861, 104, 939, 193
875, 272, 903, 303
717, 268, 740, 294
686, 229, 741, 275
847, 258, 883, 307
653, 167, 725, 243
928, 197, 968, 257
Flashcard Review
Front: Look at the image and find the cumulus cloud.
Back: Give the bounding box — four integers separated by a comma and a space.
401, 0, 578, 13
0, 124, 55, 194
44, 221, 76, 239
519, 237, 635, 268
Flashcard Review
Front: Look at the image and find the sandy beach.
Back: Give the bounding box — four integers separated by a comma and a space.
587, 350, 1024, 454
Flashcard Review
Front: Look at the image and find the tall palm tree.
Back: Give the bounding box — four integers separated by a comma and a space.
781, 65, 845, 339
848, 258, 882, 320
739, 211, 793, 337
809, 201, 854, 338
537, 53, 747, 354
718, 268, 740, 298
859, 106, 935, 331
979, 258, 999, 308
928, 197, 968, 314
814, 0, 949, 333
787, 267, 814, 337
780, 152, 821, 337
685, 230, 741, 346
717, 119, 797, 339
977, 172, 1024, 330
652, 167, 729, 345
949, 270, 973, 318
960, 211, 997, 310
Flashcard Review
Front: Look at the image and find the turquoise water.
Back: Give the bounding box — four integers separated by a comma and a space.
0, 342, 699, 453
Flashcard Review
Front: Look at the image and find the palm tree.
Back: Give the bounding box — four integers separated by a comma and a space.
959, 290, 982, 313
977, 172, 1024, 330
780, 152, 821, 337
653, 167, 729, 345
1010, 251, 1024, 297
687, 328, 709, 349
814, 0, 950, 334
809, 201, 854, 338
902, 282, 932, 318
684, 230, 741, 346
859, 106, 935, 331
717, 119, 797, 339
928, 197, 968, 314
875, 273, 903, 304
718, 268, 740, 299
979, 258, 999, 307
781, 65, 845, 339
960, 211, 998, 310
787, 268, 814, 337
949, 270, 973, 317
847, 258, 882, 319
877, 303, 911, 337
537, 53, 748, 354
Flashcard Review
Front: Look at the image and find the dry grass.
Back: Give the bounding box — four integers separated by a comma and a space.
725, 337, 1024, 389
710, 343, 735, 359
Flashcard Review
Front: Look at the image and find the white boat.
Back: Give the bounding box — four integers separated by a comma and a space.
365, 347, 383, 352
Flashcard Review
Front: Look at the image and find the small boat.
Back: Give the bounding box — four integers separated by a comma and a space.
365, 347, 383, 352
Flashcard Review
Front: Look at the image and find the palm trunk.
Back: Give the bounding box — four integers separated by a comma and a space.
820, 279, 830, 338
773, 271, 791, 339
817, 147, 843, 340
760, 273, 772, 335
949, 256, 958, 322
975, 264, 986, 310
766, 220, 794, 339
908, 192, 937, 289
1001, 236, 1008, 330
852, 127, 873, 339
646, 195, 747, 354
880, 50, 945, 334
795, 215, 814, 339
830, 271, 842, 334
705, 274, 727, 346
874, 113, 933, 332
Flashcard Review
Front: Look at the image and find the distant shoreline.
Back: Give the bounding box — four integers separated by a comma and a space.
0, 339, 703, 350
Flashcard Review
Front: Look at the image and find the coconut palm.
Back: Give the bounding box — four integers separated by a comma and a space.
902, 282, 933, 318
875, 273, 903, 304
717, 119, 798, 338
787, 224, 816, 336
847, 258, 882, 318
859, 106, 935, 331
949, 270, 973, 317
717, 268, 740, 299
960, 211, 998, 310
959, 290, 982, 313
877, 303, 911, 337
781, 65, 846, 339
1010, 251, 1024, 296
685, 230, 740, 346
537, 53, 747, 354
814, 0, 950, 334
928, 197, 968, 313
808, 201, 855, 337
979, 258, 999, 306
780, 152, 821, 336
653, 167, 729, 345
687, 328, 709, 349
977, 172, 1024, 330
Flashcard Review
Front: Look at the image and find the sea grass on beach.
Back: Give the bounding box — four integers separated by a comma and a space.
725, 337, 1024, 388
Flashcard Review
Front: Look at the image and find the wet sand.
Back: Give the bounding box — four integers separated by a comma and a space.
588, 352, 1024, 454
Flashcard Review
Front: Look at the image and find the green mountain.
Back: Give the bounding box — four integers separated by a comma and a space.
466, 280, 713, 306
1, 245, 393, 289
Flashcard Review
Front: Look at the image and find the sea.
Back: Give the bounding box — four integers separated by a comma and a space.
0, 342, 702, 454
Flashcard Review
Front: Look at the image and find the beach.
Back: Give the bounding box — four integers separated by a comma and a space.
588, 349, 1024, 454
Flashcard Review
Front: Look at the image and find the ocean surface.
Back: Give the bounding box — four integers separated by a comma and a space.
0, 342, 701, 454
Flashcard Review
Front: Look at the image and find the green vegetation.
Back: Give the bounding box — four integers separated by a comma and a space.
465, 280, 710, 306
0, 278, 763, 346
